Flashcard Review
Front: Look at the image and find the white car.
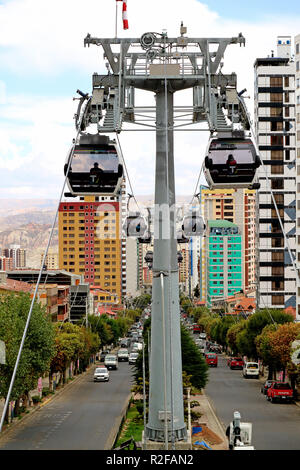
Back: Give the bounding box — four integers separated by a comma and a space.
104, 354, 118, 370
117, 348, 129, 362
243, 362, 259, 379
94, 367, 109, 382
128, 352, 139, 364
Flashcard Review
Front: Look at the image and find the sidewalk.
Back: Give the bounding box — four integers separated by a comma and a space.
191, 391, 228, 450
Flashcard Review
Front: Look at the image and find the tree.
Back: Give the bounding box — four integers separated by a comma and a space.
133, 320, 209, 393
190, 306, 211, 324
210, 316, 235, 347
226, 320, 247, 355
268, 323, 300, 382
255, 324, 280, 379
180, 324, 209, 390
0, 292, 56, 419
50, 323, 84, 385
236, 309, 293, 360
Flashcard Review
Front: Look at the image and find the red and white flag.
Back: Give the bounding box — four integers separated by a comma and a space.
122, 0, 129, 30
116, 0, 128, 30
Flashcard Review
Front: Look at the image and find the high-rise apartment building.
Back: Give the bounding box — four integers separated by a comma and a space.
295, 33, 300, 318
206, 220, 242, 307
0, 256, 13, 271
3, 245, 26, 268
126, 238, 144, 298
254, 36, 297, 312
58, 196, 123, 305
200, 188, 256, 301
41, 250, 59, 270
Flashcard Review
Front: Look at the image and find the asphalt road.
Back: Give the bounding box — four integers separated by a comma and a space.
0, 361, 134, 450
205, 354, 300, 450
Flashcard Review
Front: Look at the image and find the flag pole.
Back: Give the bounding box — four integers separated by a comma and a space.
115, 1, 118, 38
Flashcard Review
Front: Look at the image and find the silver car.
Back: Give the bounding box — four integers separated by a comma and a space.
94, 367, 109, 382
128, 352, 139, 365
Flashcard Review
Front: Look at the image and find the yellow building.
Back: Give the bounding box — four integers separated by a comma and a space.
58, 196, 122, 305
41, 250, 59, 270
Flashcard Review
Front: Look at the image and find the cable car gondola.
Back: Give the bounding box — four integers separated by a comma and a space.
204, 135, 261, 190
64, 133, 123, 197
182, 213, 205, 238
124, 212, 148, 238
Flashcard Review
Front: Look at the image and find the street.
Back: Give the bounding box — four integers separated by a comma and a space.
0, 362, 133, 450
205, 354, 300, 450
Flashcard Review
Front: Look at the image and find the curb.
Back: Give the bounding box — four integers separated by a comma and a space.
202, 389, 228, 442
104, 392, 132, 450
0, 367, 92, 439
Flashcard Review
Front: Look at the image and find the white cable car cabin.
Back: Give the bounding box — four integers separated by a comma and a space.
204, 136, 261, 190
64, 134, 123, 197
182, 213, 205, 238
124, 212, 148, 238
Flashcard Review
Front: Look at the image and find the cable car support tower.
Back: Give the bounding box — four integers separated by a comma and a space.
83, 25, 246, 449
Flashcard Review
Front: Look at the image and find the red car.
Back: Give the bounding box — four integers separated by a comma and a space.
229, 357, 244, 370
205, 353, 218, 367
267, 382, 293, 403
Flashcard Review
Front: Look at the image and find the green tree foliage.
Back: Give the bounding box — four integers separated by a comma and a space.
226, 320, 247, 355
236, 309, 293, 360
190, 306, 211, 324
210, 315, 235, 347
133, 320, 209, 393
180, 324, 209, 390
132, 294, 151, 310
0, 292, 56, 402
88, 314, 114, 347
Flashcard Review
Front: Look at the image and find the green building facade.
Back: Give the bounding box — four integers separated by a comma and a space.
206, 220, 242, 307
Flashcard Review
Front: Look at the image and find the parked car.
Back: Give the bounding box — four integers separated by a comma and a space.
267, 382, 293, 403
132, 342, 143, 352
199, 332, 207, 340
104, 354, 118, 370
261, 380, 277, 395
205, 353, 218, 367
94, 367, 109, 382
120, 338, 130, 348
100, 351, 107, 362
229, 357, 244, 370
128, 352, 139, 365
117, 348, 129, 362
243, 362, 259, 379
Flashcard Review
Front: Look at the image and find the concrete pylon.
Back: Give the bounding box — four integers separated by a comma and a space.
145, 84, 187, 446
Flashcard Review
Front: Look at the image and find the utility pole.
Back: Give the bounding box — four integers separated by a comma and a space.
83, 26, 245, 449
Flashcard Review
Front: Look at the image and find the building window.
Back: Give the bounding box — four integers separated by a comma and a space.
272, 295, 284, 305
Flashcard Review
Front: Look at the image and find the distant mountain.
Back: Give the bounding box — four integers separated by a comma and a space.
0, 210, 56, 231
0, 222, 58, 269
0, 198, 56, 216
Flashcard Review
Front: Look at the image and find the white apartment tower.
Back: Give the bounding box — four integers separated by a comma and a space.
254, 36, 297, 313
295, 33, 300, 319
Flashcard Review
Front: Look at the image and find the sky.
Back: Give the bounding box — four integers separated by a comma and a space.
1, 0, 300, 201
